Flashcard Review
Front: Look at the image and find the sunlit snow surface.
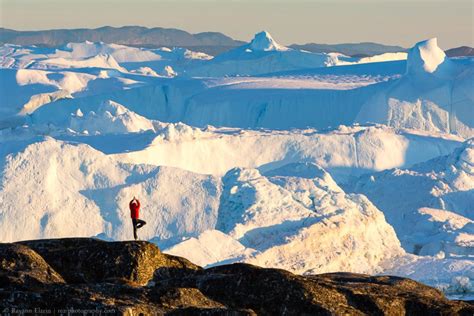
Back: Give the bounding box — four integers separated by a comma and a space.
0, 33, 473, 297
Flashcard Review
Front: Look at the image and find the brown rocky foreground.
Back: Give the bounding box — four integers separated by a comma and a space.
0, 238, 472, 315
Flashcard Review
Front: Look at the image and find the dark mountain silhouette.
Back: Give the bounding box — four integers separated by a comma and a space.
445, 46, 474, 57
0, 26, 245, 56
2, 27, 472, 58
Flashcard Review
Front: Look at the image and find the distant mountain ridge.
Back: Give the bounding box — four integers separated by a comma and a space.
0, 26, 245, 55
445, 46, 474, 57
1, 27, 472, 57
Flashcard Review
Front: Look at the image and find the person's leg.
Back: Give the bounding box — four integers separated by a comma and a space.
132, 219, 138, 240
136, 219, 147, 229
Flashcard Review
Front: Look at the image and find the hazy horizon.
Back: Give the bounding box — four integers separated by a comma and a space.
0, 0, 473, 49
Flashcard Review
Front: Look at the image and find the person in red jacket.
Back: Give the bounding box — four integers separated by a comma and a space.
129, 196, 146, 240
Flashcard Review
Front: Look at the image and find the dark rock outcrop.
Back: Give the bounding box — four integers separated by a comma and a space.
0, 238, 472, 315
17, 238, 199, 286
0, 243, 64, 288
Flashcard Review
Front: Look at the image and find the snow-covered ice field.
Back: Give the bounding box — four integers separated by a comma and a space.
1, 32, 473, 298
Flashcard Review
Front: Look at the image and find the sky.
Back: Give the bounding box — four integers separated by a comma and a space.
0, 0, 472, 48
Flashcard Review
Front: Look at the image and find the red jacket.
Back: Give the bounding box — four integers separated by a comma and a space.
129, 199, 140, 219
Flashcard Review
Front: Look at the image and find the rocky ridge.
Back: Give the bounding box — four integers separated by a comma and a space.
0, 238, 472, 315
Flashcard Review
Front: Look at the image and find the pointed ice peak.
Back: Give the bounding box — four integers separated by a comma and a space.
249, 31, 289, 52
407, 38, 448, 74
75, 108, 84, 117
99, 100, 127, 116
